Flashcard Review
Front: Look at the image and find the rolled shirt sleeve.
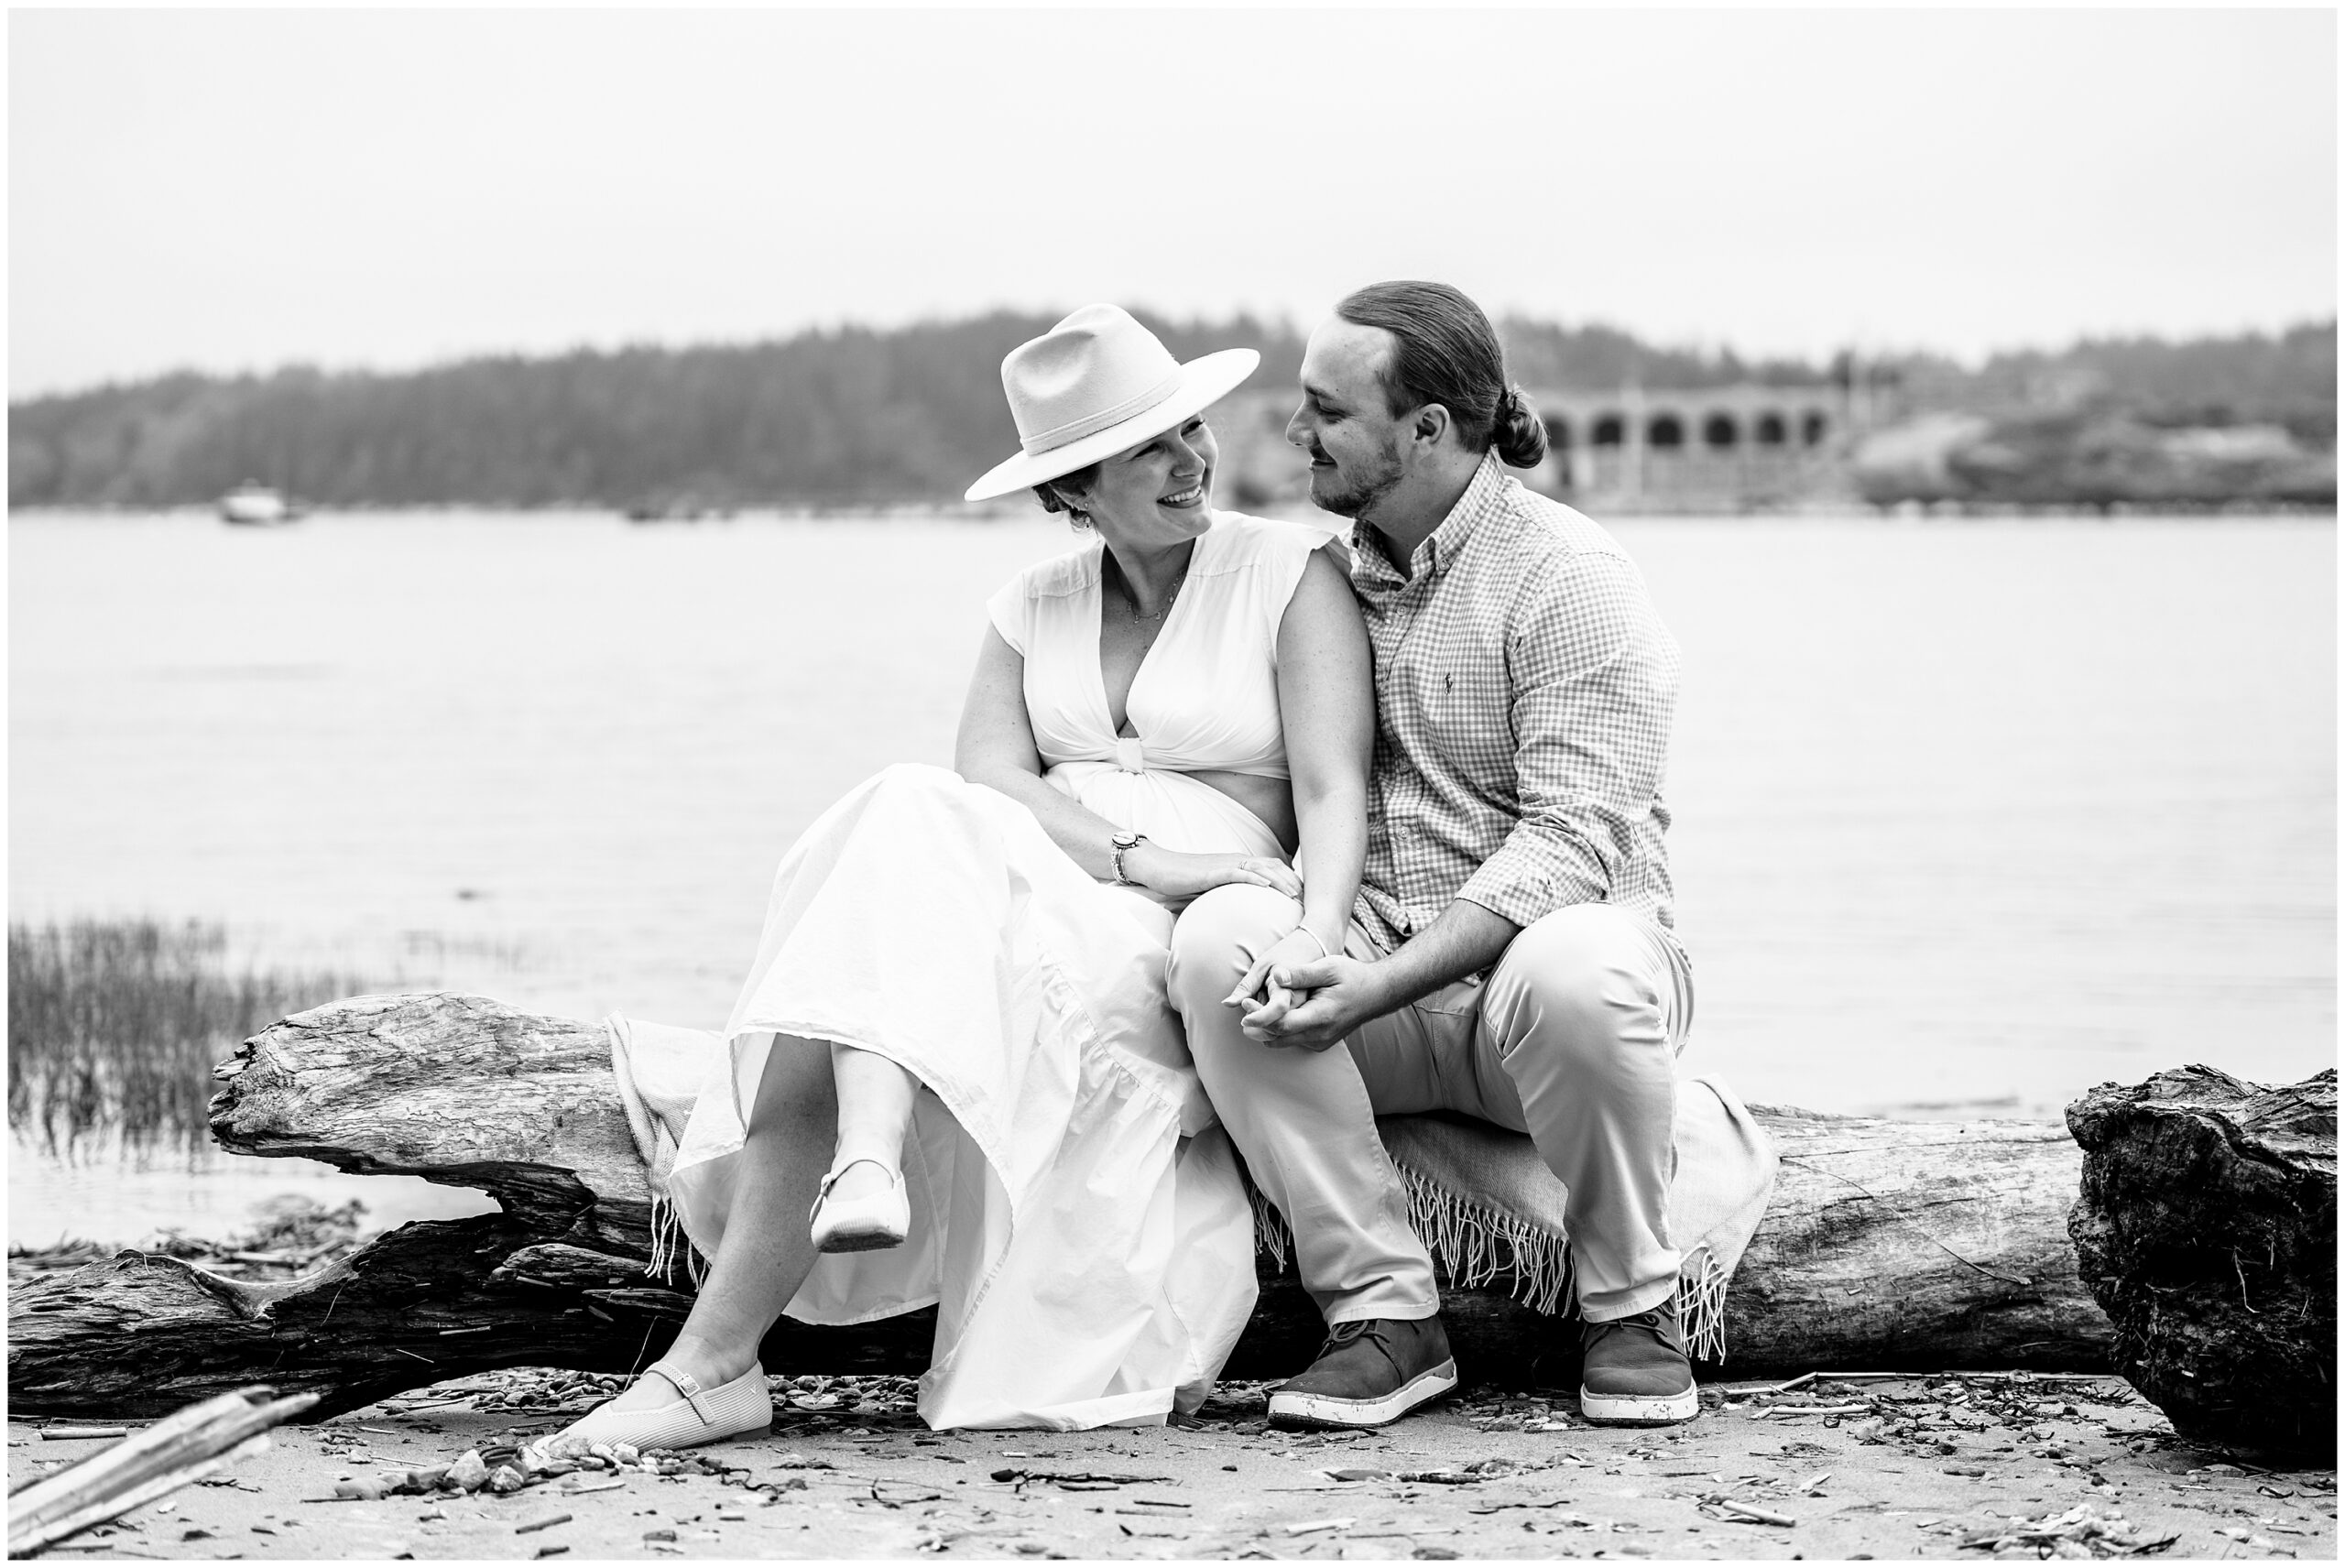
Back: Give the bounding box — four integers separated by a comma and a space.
1456, 550, 1680, 930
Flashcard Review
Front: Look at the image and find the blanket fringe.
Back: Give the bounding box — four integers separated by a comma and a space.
644, 1193, 705, 1288
1248, 1183, 1291, 1276
1249, 1164, 1734, 1361
1675, 1245, 1729, 1364
1393, 1161, 1574, 1317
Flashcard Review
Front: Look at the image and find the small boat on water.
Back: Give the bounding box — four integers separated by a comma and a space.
217, 483, 305, 526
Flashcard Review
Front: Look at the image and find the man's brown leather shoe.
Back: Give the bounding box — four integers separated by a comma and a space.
1579, 1301, 1699, 1425
1267, 1315, 1458, 1430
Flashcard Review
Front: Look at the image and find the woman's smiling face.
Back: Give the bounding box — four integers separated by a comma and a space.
1061, 415, 1219, 551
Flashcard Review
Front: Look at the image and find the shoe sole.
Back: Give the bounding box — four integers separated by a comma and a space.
1579, 1385, 1700, 1426
697, 1420, 774, 1449
1267, 1359, 1459, 1430
533, 1418, 771, 1461
636, 1419, 775, 1453
815, 1226, 907, 1254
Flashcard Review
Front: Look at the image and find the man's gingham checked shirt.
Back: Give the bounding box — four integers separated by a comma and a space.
1347, 452, 1684, 961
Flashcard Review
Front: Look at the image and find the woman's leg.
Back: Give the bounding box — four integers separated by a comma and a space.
824, 1042, 919, 1203
589, 1032, 837, 1413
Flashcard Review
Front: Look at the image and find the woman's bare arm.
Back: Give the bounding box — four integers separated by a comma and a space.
1224, 547, 1373, 1016
954, 626, 1126, 880
953, 626, 1299, 898
1274, 548, 1373, 948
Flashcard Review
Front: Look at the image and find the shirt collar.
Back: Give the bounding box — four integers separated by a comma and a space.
1350, 452, 1511, 588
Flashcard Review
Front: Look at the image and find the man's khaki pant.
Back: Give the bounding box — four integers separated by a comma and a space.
1166, 886, 1695, 1326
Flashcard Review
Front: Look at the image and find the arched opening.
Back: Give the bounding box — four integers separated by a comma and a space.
1591, 414, 1625, 447
1702, 413, 1739, 449
1543, 416, 1573, 452
1755, 412, 1787, 446
1802, 410, 1828, 446
1647, 414, 1684, 450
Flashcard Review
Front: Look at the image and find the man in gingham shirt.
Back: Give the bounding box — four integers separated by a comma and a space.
1167, 281, 1699, 1431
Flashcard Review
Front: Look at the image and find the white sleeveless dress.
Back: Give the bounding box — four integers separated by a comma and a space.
664, 512, 1333, 1430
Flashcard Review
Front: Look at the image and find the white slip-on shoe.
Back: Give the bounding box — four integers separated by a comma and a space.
809, 1159, 910, 1254
532, 1361, 772, 1457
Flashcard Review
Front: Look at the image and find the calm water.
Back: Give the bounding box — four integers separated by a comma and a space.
9, 508, 2335, 1244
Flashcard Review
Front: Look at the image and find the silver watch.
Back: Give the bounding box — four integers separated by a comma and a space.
1110, 830, 1148, 887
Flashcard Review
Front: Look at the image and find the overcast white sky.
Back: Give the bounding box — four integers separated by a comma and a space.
9, 6, 2337, 397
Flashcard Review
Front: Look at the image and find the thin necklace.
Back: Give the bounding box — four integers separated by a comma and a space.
1116, 561, 1188, 625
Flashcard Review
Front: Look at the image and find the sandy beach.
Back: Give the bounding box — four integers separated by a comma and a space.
10, 1367, 2334, 1561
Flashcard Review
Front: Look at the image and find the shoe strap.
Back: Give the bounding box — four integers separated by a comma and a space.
810, 1159, 901, 1223
644, 1363, 716, 1425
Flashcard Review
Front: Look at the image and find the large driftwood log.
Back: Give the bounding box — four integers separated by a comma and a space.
2067, 1065, 2336, 1462
8, 993, 2110, 1419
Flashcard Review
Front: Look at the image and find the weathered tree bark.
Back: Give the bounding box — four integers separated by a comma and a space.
8, 993, 2110, 1420
2067, 1065, 2336, 1462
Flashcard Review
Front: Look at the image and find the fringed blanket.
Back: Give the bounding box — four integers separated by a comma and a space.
607, 1016, 1776, 1359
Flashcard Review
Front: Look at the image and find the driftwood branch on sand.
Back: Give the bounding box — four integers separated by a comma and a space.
6, 1385, 319, 1557
9, 993, 2111, 1421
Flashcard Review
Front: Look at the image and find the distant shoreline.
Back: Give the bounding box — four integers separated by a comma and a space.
7, 499, 2337, 523
11, 315, 2331, 514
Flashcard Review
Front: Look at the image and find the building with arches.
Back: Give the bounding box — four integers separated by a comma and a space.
1520, 383, 1861, 511
1199, 380, 1875, 516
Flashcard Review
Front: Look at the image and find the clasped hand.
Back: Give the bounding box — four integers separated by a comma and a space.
1222, 934, 1383, 1052
1124, 846, 1380, 1049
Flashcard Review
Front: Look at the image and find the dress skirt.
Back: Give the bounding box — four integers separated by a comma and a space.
663, 762, 1278, 1430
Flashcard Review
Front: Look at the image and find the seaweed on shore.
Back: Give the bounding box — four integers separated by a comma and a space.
7, 919, 375, 1157
5, 1193, 370, 1286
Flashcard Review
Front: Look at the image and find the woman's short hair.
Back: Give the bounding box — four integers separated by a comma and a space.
1033, 461, 1103, 528
1335, 281, 1547, 469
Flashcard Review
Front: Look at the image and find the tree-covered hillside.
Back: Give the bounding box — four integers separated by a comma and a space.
9, 313, 2332, 509
1892, 321, 2337, 443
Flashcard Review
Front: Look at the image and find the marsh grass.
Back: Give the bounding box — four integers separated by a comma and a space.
8, 919, 375, 1159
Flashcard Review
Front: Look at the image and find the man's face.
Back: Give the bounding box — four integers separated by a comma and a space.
1287, 319, 1409, 521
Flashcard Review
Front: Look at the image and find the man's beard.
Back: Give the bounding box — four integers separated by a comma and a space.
1308, 438, 1404, 521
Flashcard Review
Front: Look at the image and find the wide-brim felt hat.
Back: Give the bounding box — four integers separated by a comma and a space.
964, 305, 1260, 502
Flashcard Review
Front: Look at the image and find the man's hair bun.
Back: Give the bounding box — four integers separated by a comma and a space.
1492, 387, 1548, 469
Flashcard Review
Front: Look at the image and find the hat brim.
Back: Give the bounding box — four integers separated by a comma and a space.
963, 348, 1262, 502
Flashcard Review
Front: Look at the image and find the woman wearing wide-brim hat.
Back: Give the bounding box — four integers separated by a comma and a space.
541, 305, 1373, 1442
